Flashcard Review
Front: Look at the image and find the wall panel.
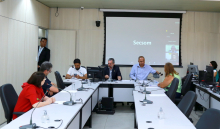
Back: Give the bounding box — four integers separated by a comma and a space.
0, 16, 9, 124
79, 9, 104, 30
24, 24, 38, 80
77, 30, 104, 67
26, 0, 50, 28
50, 8, 80, 30
48, 30, 76, 83
6, 19, 26, 94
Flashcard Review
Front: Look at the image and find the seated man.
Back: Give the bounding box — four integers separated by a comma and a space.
66, 58, 87, 79
104, 58, 122, 80
130, 56, 159, 80
40, 61, 59, 97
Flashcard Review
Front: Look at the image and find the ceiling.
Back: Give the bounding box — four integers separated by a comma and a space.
37, 0, 220, 12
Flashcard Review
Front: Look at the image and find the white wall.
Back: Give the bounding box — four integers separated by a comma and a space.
49, 9, 220, 82
0, 0, 50, 124
47, 30, 76, 83
50, 8, 104, 79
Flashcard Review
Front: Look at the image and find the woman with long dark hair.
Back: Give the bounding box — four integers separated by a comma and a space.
13, 72, 56, 119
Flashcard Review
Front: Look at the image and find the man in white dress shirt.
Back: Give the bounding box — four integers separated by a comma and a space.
65, 59, 87, 79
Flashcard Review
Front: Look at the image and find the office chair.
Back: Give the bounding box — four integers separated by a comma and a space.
54, 71, 66, 90
177, 91, 197, 118
195, 108, 220, 129
0, 84, 24, 123
175, 74, 193, 104
166, 78, 179, 103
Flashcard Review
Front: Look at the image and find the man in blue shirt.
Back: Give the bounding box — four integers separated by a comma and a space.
130, 56, 159, 80
40, 61, 59, 97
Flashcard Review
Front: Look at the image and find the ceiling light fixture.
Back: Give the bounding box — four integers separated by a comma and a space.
100, 9, 186, 14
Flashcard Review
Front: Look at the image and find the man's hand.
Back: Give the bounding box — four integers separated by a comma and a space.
76, 75, 81, 79
38, 65, 40, 68
156, 71, 160, 74
105, 75, 109, 79
48, 91, 53, 96
51, 82, 57, 88
117, 76, 121, 80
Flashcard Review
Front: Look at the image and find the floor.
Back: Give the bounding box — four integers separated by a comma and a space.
83, 103, 204, 129
0, 103, 204, 129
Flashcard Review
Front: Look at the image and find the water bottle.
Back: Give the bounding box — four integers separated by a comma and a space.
72, 83, 75, 90
88, 79, 91, 86
158, 107, 165, 119
41, 110, 50, 123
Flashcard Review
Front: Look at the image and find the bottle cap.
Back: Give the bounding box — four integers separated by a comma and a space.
44, 110, 47, 115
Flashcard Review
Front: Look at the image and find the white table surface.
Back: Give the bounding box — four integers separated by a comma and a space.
2, 80, 195, 129
133, 91, 196, 129
2, 80, 99, 129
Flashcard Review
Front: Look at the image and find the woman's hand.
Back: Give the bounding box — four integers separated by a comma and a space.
157, 83, 161, 87
45, 98, 53, 104
51, 97, 56, 103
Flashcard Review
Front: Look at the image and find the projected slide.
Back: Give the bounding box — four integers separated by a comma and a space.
105, 17, 180, 66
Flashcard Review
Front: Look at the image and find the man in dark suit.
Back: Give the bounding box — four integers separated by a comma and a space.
104, 58, 122, 80
38, 38, 50, 71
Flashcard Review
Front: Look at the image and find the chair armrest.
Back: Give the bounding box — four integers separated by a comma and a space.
13, 112, 25, 117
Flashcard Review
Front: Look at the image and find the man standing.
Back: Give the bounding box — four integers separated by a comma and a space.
130, 56, 159, 80
38, 38, 50, 71
104, 58, 122, 80
40, 61, 59, 97
65, 59, 87, 79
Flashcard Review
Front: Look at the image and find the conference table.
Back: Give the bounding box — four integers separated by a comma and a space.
2, 80, 195, 129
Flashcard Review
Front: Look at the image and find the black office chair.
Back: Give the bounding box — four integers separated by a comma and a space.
166, 78, 179, 103
177, 91, 197, 118
175, 74, 193, 104
195, 108, 220, 129
0, 84, 24, 123
54, 71, 66, 90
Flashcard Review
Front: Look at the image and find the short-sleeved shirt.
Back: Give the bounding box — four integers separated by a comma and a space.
67, 66, 87, 77
13, 83, 44, 119
42, 77, 52, 97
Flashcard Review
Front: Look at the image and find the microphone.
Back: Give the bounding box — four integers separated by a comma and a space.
58, 88, 76, 106
140, 92, 153, 105
77, 81, 87, 91
20, 88, 50, 129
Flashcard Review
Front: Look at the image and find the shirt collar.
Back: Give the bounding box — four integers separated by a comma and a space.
137, 64, 145, 68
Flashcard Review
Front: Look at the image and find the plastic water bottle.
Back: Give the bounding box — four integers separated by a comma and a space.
41, 110, 50, 123
158, 107, 165, 119
88, 79, 91, 86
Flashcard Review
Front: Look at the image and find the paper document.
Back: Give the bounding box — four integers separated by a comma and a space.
60, 90, 77, 93
149, 94, 166, 97
54, 101, 66, 104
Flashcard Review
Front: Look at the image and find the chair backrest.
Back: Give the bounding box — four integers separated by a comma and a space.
167, 78, 179, 102
0, 84, 18, 123
54, 71, 65, 89
196, 108, 220, 129
177, 91, 197, 118
181, 74, 193, 96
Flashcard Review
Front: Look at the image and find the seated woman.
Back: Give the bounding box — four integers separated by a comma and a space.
157, 62, 182, 98
210, 61, 219, 82
13, 72, 56, 119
